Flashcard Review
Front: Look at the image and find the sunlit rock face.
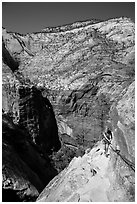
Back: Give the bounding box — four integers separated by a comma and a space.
37, 140, 135, 202
110, 81, 135, 163
2, 16, 135, 201
2, 17, 134, 146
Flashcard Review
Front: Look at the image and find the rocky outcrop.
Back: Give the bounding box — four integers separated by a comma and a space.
2, 39, 61, 152
2, 40, 61, 201
110, 81, 135, 163
3, 115, 42, 201
2, 113, 59, 201
37, 140, 135, 202
3, 17, 134, 145
38, 76, 135, 202
36, 79, 135, 202
2, 16, 135, 201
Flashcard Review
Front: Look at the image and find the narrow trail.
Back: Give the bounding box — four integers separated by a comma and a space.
37, 133, 135, 202
37, 141, 113, 202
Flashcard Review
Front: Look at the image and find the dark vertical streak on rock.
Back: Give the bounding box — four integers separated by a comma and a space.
2, 39, 19, 72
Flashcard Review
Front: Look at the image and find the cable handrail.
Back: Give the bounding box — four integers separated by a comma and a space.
103, 132, 135, 172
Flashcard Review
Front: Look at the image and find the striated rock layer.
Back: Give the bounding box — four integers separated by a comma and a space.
2, 17, 134, 144
2, 16, 135, 201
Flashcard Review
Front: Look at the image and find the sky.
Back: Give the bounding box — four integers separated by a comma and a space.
2, 2, 135, 34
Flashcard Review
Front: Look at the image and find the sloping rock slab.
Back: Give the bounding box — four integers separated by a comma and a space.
37, 141, 135, 202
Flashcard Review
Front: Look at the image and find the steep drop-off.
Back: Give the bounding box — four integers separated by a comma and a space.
2, 40, 61, 201
2, 17, 135, 201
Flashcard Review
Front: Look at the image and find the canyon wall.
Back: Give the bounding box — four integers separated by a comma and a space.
2, 17, 135, 201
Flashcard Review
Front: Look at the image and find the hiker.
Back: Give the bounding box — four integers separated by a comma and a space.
103, 128, 112, 156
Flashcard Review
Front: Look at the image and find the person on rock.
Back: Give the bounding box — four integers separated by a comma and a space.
103, 127, 112, 156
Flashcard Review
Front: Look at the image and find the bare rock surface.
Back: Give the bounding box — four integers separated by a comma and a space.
2, 17, 135, 201
3, 17, 134, 145
110, 81, 135, 162
2, 39, 61, 201
2, 113, 58, 201
37, 140, 135, 202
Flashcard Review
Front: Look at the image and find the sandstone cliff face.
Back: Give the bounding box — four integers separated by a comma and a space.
2, 39, 61, 152
2, 17, 134, 143
2, 40, 61, 201
110, 81, 135, 162
2, 17, 135, 201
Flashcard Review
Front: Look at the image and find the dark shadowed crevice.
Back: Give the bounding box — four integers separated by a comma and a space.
2, 188, 20, 202
2, 39, 19, 72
